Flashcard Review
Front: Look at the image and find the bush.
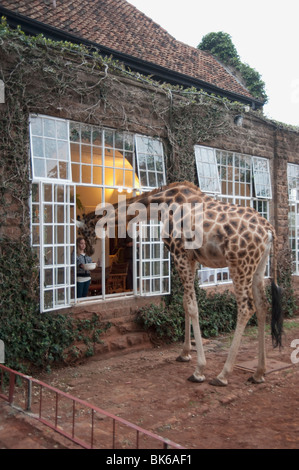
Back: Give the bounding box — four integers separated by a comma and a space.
198, 31, 268, 102
0, 237, 110, 372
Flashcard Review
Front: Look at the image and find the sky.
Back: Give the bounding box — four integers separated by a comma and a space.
128, 0, 299, 127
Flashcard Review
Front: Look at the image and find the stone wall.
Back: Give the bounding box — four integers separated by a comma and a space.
202, 113, 299, 254
1, 36, 299, 315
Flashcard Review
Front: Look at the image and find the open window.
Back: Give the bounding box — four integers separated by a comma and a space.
194, 146, 221, 194
135, 135, 166, 190
30, 115, 170, 311
133, 221, 171, 296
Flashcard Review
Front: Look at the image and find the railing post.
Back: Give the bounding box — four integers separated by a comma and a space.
112, 419, 116, 449
26, 379, 32, 411
8, 371, 15, 405
91, 409, 94, 449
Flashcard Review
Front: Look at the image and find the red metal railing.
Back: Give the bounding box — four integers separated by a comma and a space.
0, 364, 184, 449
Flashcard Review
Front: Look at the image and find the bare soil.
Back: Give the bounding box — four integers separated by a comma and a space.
34, 318, 299, 449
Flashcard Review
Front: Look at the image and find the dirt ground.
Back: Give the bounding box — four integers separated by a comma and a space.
31, 317, 299, 450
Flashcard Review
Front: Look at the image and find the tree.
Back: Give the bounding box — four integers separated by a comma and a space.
198, 32, 268, 103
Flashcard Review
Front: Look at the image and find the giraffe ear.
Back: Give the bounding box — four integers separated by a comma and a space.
74, 219, 86, 229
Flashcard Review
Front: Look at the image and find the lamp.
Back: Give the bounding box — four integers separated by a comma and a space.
234, 115, 243, 127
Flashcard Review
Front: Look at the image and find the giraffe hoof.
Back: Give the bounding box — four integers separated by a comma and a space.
209, 378, 227, 387
187, 374, 205, 383
176, 355, 191, 363
247, 376, 265, 384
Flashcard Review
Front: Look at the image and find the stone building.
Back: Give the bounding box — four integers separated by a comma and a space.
0, 0, 298, 325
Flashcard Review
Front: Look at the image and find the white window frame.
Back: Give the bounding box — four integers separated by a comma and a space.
30, 115, 170, 311
252, 156, 272, 199
69, 123, 136, 190
194, 145, 221, 194
135, 135, 166, 190
37, 182, 76, 312
288, 163, 299, 274
29, 115, 72, 183
133, 221, 171, 296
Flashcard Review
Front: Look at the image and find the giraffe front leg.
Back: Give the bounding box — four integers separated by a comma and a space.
176, 310, 192, 362
187, 313, 206, 383
173, 256, 205, 381
186, 295, 206, 383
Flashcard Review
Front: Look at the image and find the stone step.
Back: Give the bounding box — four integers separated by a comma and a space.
64, 295, 162, 362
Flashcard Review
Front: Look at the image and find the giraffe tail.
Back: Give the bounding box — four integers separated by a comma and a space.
269, 230, 283, 348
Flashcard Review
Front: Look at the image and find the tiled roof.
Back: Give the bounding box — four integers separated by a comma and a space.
0, 0, 254, 100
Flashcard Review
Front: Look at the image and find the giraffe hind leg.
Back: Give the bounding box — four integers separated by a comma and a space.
248, 242, 272, 384
210, 276, 255, 386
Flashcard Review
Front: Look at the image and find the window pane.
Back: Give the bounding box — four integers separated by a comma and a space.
31, 117, 43, 136
93, 147, 102, 165
70, 123, 80, 142
104, 129, 114, 147
92, 129, 103, 146
82, 165, 91, 183
81, 145, 91, 164
57, 140, 68, 161
194, 146, 221, 193
46, 160, 58, 179
59, 161, 68, 180
34, 158, 46, 178
44, 269, 53, 287
56, 120, 68, 140
32, 137, 44, 158
93, 166, 102, 185
252, 157, 272, 199
81, 124, 92, 143
135, 136, 166, 189
44, 119, 56, 138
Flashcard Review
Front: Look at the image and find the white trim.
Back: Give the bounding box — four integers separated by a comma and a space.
252, 156, 272, 199
39, 182, 76, 312
287, 163, 299, 274
194, 145, 221, 194
135, 135, 166, 190
29, 115, 72, 183
135, 220, 171, 296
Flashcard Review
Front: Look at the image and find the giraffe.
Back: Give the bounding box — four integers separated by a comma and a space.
77, 181, 283, 387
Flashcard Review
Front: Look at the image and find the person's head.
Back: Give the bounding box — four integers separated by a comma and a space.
77, 237, 86, 253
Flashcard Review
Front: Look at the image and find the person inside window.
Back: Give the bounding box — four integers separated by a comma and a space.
75, 237, 93, 298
